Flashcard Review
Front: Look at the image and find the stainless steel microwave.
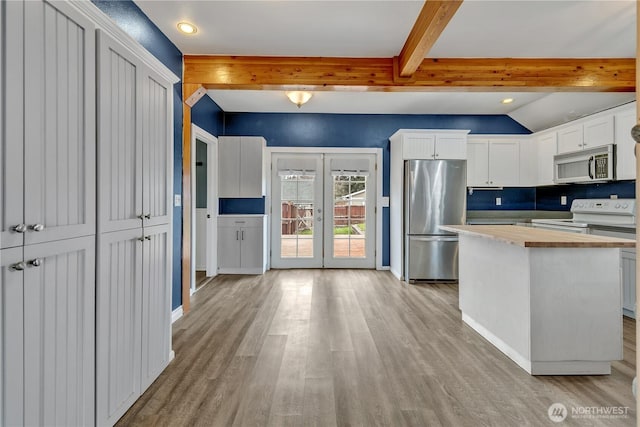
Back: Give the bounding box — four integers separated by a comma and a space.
553, 144, 615, 184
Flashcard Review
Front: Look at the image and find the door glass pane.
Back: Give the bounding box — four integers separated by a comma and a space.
332, 175, 367, 258
280, 175, 315, 258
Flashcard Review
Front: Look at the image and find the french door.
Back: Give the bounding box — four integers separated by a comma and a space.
270, 153, 376, 269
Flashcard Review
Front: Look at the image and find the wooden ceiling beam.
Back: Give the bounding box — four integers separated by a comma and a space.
398, 0, 463, 78
184, 55, 635, 92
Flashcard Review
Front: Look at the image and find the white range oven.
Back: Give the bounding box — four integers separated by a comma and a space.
532, 198, 636, 318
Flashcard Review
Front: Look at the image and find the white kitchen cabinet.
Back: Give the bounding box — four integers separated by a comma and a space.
621, 249, 636, 319
467, 139, 519, 186
536, 132, 557, 186
394, 130, 468, 160
2, 236, 96, 426
614, 106, 636, 180
1, 0, 96, 250
97, 31, 172, 233
519, 138, 538, 186
218, 215, 267, 274
218, 136, 266, 198
95, 30, 173, 427
0, 2, 97, 425
557, 115, 614, 154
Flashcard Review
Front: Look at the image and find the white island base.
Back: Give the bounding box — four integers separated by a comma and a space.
441, 225, 632, 376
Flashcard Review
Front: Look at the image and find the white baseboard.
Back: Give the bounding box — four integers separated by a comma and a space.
378, 266, 390, 271
172, 306, 184, 323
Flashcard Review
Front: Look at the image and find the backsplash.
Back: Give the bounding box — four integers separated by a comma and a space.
219, 198, 266, 214
467, 188, 536, 210
536, 180, 635, 211
467, 180, 635, 211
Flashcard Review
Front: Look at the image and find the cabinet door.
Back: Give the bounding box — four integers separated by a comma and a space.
537, 132, 557, 186
621, 250, 636, 317
557, 124, 583, 154
23, 236, 95, 426
218, 137, 241, 197
141, 69, 172, 227
466, 140, 489, 186
0, 248, 25, 426
23, 0, 96, 245
435, 135, 467, 159
96, 228, 143, 427
97, 30, 143, 234
402, 135, 436, 159
518, 138, 538, 187
489, 140, 520, 186
583, 115, 614, 149
218, 226, 242, 269
240, 226, 264, 270
140, 224, 171, 392
0, 1, 25, 249
614, 108, 636, 180
239, 137, 265, 197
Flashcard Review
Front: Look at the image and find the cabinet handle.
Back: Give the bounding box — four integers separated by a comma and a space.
29, 259, 43, 267
10, 262, 26, 271
30, 224, 45, 232
144, 214, 151, 219
138, 236, 145, 242
12, 224, 27, 233
236, 231, 239, 240
145, 236, 152, 241
241, 230, 244, 240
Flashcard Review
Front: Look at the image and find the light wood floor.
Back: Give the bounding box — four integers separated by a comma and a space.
117, 270, 636, 426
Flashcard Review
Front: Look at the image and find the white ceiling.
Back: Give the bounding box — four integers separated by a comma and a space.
135, 0, 637, 132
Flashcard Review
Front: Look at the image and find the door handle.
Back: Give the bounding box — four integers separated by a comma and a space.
12, 224, 27, 233
10, 262, 26, 271
29, 224, 45, 232
588, 156, 594, 179
29, 259, 43, 267
317, 217, 322, 222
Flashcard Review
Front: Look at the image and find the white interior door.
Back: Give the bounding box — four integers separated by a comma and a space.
323, 154, 376, 268
271, 154, 323, 268
270, 153, 376, 269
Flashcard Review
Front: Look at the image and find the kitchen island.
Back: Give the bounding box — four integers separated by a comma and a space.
440, 225, 635, 375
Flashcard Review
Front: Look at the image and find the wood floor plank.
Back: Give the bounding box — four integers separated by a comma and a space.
116, 270, 637, 427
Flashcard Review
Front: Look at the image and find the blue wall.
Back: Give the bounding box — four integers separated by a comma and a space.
93, 0, 222, 310
467, 188, 536, 210
223, 112, 531, 266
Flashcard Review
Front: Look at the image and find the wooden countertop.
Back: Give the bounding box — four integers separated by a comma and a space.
440, 225, 635, 248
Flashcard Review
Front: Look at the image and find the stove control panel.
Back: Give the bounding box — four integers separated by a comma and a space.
571, 199, 635, 214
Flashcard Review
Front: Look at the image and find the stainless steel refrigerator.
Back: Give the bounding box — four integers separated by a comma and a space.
404, 159, 466, 282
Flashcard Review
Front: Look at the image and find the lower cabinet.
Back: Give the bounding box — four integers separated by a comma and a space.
621, 249, 636, 319
1, 236, 95, 426
96, 224, 171, 426
218, 215, 267, 274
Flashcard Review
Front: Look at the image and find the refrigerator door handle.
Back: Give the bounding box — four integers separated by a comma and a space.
408, 235, 458, 242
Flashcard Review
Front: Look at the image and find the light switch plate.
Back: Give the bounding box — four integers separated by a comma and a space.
496, 197, 502, 206
561, 196, 567, 205
174, 194, 182, 207
381, 197, 390, 207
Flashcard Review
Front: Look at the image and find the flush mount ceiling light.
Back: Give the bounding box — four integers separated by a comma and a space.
177, 21, 197, 35
286, 91, 313, 108
501, 98, 514, 104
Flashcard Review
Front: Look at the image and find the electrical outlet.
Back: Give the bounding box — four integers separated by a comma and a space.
174, 194, 182, 207
610, 194, 618, 200
561, 196, 567, 205
496, 197, 502, 206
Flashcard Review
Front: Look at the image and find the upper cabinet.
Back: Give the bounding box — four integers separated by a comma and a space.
391, 130, 469, 160
467, 138, 520, 187
1, 0, 96, 250
218, 136, 266, 198
614, 105, 636, 180
557, 115, 614, 154
536, 132, 557, 186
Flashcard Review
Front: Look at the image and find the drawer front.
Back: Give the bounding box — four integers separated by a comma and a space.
218, 216, 264, 228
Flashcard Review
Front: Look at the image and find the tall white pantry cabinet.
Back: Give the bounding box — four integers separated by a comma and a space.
0, 1, 175, 426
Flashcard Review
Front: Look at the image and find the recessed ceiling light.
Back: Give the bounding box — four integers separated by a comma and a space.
177, 22, 197, 35
501, 98, 514, 104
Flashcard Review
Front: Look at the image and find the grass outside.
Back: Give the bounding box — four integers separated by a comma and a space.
296, 223, 365, 235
